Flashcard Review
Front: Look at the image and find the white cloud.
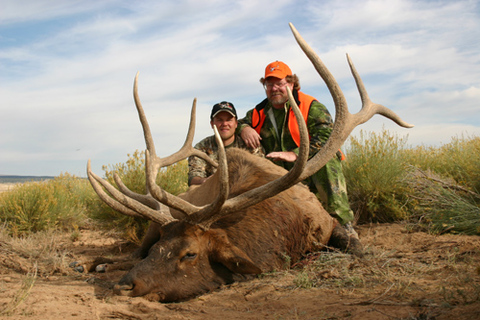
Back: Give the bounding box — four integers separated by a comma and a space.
1, 0, 479, 176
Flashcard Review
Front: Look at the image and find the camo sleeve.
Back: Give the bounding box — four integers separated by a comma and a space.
306, 100, 334, 156
236, 108, 255, 134
187, 136, 218, 186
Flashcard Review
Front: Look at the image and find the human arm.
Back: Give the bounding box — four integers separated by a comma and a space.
237, 108, 262, 149
306, 100, 334, 156
240, 126, 262, 149
187, 137, 216, 186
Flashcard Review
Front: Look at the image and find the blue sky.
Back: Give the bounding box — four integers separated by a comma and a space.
1, 0, 479, 177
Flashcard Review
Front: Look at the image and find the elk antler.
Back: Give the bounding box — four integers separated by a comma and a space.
87, 71, 309, 229
187, 23, 414, 227
87, 73, 229, 226
87, 159, 174, 225
88, 23, 413, 230
287, 23, 414, 180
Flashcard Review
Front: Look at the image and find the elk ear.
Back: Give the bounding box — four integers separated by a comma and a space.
209, 232, 262, 275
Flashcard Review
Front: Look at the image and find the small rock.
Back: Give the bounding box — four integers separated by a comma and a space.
95, 264, 107, 273
74, 265, 85, 273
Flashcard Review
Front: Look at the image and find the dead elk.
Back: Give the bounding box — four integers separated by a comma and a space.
87, 23, 413, 302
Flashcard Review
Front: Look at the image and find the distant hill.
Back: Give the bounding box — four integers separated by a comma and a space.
0, 175, 55, 184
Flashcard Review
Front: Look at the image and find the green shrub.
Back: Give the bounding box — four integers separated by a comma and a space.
0, 173, 92, 236
405, 135, 480, 192
343, 128, 411, 222
404, 166, 480, 235
3, 133, 478, 239
343, 129, 480, 235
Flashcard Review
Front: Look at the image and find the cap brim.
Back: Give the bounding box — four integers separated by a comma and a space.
265, 71, 289, 79
211, 110, 236, 119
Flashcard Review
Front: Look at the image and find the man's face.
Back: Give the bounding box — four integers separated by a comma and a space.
264, 77, 295, 108
210, 112, 237, 144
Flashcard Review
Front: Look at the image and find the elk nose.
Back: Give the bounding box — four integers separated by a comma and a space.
113, 283, 133, 296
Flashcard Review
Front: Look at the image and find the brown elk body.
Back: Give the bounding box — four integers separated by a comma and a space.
87, 23, 413, 302
117, 148, 335, 301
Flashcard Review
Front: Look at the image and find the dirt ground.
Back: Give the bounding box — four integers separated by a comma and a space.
0, 184, 15, 193
1, 216, 479, 319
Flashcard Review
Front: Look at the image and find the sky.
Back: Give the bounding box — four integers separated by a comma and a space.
1, 0, 479, 177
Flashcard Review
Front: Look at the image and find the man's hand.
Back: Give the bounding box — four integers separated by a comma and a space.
240, 126, 262, 149
266, 151, 297, 162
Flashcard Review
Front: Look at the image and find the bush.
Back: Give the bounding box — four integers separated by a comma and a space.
343, 130, 480, 235
0, 173, 92, 236
403, 166, 480, 235
405, 135, 480, 192
343, 128, 411, 222
2, 134, 478, 238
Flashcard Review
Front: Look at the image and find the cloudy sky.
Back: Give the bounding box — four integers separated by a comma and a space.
1, 0, 479, 177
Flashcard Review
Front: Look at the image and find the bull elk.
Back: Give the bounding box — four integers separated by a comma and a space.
87, 23, 413, 302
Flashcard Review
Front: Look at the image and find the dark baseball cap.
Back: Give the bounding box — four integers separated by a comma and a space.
210, 101, 237, 120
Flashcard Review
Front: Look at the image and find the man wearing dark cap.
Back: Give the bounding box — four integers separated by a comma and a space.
237, 61, 358, 238
188, 101, 264, 186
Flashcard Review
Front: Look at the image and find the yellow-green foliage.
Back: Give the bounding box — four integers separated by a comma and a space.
401, 135, 480, 235
344, 130, 480, 235
92, 150, 189, 242
405, 135, 480, 192
2, 134, 478, 238
404, 166, 480, 235
0, 173, 92, 236
343, 128, 411, 222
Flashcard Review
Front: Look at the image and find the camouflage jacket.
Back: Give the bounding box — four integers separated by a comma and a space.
188, 135, 264, 185
237, 90, 334, 170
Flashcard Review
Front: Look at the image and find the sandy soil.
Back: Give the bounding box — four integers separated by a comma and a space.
0, 182, 479, 320
0, 184, 16, 193
0, 223, 479, 320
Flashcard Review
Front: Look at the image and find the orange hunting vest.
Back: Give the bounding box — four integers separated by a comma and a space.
251, 90, 345, 160
251, 91, 314, 147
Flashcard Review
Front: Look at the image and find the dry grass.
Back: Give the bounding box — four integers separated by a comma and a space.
0, 267, 37, 316
290, 224, 480, 311
0, 225, 72, 276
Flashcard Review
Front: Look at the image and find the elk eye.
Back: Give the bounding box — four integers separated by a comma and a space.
181, 252, 197, 261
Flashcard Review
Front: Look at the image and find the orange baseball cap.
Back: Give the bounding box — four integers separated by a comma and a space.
264, 61, 292, 79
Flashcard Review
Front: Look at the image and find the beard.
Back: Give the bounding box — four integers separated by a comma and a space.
268, 92, 289, 106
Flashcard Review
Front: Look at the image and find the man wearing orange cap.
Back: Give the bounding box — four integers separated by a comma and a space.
238, 61, 357, 236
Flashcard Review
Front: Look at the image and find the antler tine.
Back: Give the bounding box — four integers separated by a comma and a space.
182, 125, 230, 228
287, 22, 413, 180
134, 74, 217, 171
115, 176, 174, 223
134, 72, 156, 158
113, 173, 161, 210
132, 73, 227, 223
154, 98, 218, 169
145, 125, 230, 228
87, 160, 174, 225
346, 54, 414, 129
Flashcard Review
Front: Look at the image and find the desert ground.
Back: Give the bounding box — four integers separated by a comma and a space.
0, 184, 479, 320
0, 184, 15, 193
